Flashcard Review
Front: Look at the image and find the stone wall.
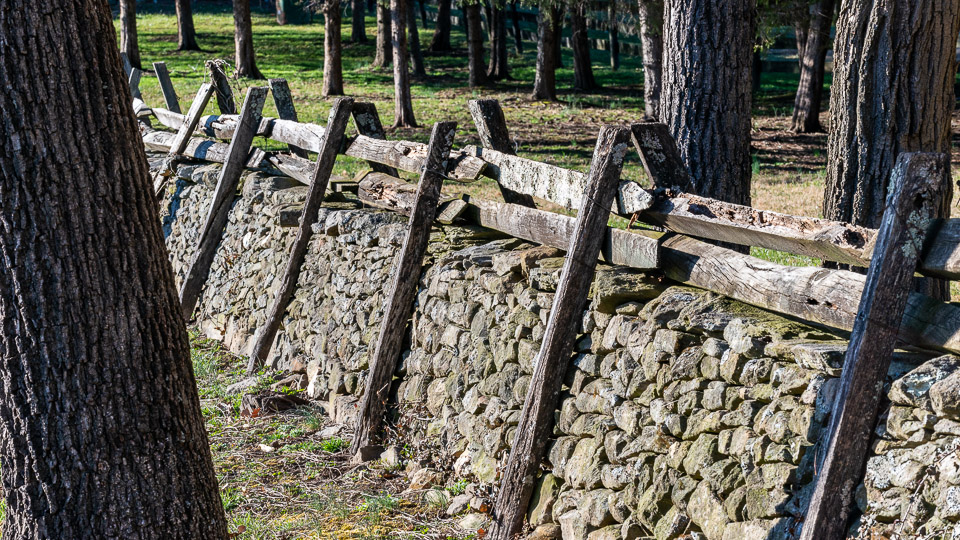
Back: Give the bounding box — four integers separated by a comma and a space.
155, 157, 960, 540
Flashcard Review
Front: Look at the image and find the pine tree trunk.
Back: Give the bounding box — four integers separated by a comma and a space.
571, 0, 597, 91
177, 0, 201, 50
790, 0, 834, 133
638, 0, 663, 119
323, 0, 345, 95
466, 2, 489, 87
0, 1, 229, 538
795, 19, 808, 68
487, 7, 510, 80
661, 0, 754, 205
552, 6, 564, 68
374, 1, 393, 67
531, 5, 558, 100
234, 0, 265, 79
392, 0, 417, 126
511, 0, 523, 54
352, 0, 368, 42
120, 0, 141, 70
608, 0, 620, 70
419, 0, 428, 27
824, 0, 960, 299
429, 0, 453, 51
407, 0, 427, 77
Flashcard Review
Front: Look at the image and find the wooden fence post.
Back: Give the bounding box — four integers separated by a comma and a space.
488, 125, 632, 540
267, 78, 310, 159
353, 121, 458, 454
153, 61, 181, 114
120, 52, 132, 77
629, 122, 691, 191
351, 101, 401, 177
467, 99, 537, 207
153, 82, 216, 197
206, 60, 237, 115
128, 67, 142, 100
246, 97, 355, 374
800, 153, 946, 540
178, 87, 269, 319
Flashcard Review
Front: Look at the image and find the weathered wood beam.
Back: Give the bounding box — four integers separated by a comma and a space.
801, 153, 946, 540
267, 78, 309, 158
152, 62, 181, 114
119, 52, 132, 77
178, 87, 268, 319
141, 128, 264, 168
354, 122, 458, 454
128, 67, 142, 100
352, 102, 400, 177
629, 122, 692, 190
207, 60, 236, 115
489, 126, 633, 540
246, 98, 354, 374
153, 83, 215, 197
468, 99, 537, 207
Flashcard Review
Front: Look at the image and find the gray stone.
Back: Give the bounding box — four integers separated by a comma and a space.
931, 370, 960, 419
558, 509, 590, 540
687, 481, 729, 540
528, 473, 562, 527
890, 355, 960, 410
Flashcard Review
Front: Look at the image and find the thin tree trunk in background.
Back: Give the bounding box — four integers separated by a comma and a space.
234, 0, 265, 78
531, 5, 558, 100
824, 0, 960, 301
276, 0, 288, 24
407, 0, 427, 77
466, 2, 489, 87
429, 0, 453, 51
752, 40, 762, 94
511, 0, 523, 54
177, 0, 200, 51
374, 1, 393, 67
0, 0, 229, 537
638, 0, 663, 119
552, 6, 564, 68
323, 0, 345, 95
352, 0, 368, 42
120, 0, 141, 70
791, 0, 834, 133
488, 6, 510, 80
419, 0, 428, 27
571, 0, 597, 90
392, 0, 417, 126
661, 0, 754, 205
608, 0, 620, 70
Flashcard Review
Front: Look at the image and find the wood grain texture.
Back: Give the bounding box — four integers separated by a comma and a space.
128, 67, 142, 100
630, 122, 691, 190
246, 98, 354, 373
801, 153, 946, 540
467, 98, 537, 207
178, 87, 268, 319
152, 83, 215, 196
142, 127, 263, 168
267, 78, 309, 158
488, 125, 632, 540
353, 122, 458, 452
153, 62, 180, 113
351, 101, 400, 176
206, 60, 236, 115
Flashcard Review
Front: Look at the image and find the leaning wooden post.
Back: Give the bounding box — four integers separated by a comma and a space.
800, 153, 946, 540
267, 78, 310, 158
467, 99, 537, 207
246, 98, 355, 373
153, 82, 216, 197
128, 67, 142, 100
206, 60, 237, 115
487, 125, 632, 540
178, 87, 269, 319
153, 61, 181, 113
353, 121, 458, 454
629, 122, 691, 191
351, 101, 401, 177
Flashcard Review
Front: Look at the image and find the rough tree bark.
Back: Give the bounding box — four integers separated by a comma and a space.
466, 2, 490, 87
392, 0, 417, 126
429, 0, 453, 51
419, 0, 428, 27
352, 0, 368, 42
661, 0, 755, 205
608, 0, 620, 70
791, 0, 834, 133
120, 0, 141, 70
234, 0, 265, 79
531, 5, 558, 100
552, 6, 564, 68
323, 0, 345, 95
176, 0, 201, 50
374, 1, 393, 67
487, 5, 511, 80
638, 0, 663, 118
407, 0, 427, 77
571, 0, 597, 90
511, 0, 524, 54
0, 0, 229, 538
824, 0, 960, 300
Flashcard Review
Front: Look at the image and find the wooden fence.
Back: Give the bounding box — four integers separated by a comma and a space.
132, 60, 960, 540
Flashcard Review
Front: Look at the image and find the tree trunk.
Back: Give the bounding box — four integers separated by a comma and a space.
323, 0, 345, 95
511, 0, 523, 54
552, 6, 564, 68
120, 0, 141, 70
234, 0, 265, 79
661, 0, 754, 206
374, 1, 393, 67
0, 1, 229, 538
608, 0, 620, 70
392, 0, 417, 126
795, 18, 808, 68
407, 0, 427, 77
488, 6, 510, 80
824, 0, 960, 300
571, 0, 597, 91
419, 0, 428, 27
177, 0, 201, 51
352, 0, 368, 42
751, 42, 762, 94
790, 0, 834, 133
531, 5, 558, 100
466, 2, 490, 87
276, 0, 288, 24
429, 0, 453, 51
638, 0, 663, 119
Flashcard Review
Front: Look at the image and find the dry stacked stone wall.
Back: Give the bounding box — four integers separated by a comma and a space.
154, 157, 960, 540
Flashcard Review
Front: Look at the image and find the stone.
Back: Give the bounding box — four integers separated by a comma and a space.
683, 434, 720, 479
458, 513, 488, 532
585, 525, 620, 540
528, 473, 562, 527
720, 519, 794, 540
578, 489, 616, 527
558, 509, 590, 540
723, 318, 770, 356
653, 506, 690, 540
566, 437, 605, 489
687, 481, 729, 540
446, 493, 471, 516
225, 376, 260, 395
889, 355, 960, 410
379, 446, 402, 468
931, 371, 960, 419
424, 489, 449, 508
528, 524, 563, 539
